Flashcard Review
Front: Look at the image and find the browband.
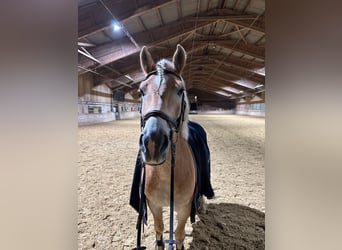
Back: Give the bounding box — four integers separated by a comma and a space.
144, 69, 183, 81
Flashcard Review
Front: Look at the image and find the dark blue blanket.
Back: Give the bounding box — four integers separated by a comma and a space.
129, 120, 214, 223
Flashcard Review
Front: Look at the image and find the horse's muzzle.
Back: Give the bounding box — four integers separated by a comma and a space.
140, 118, 169, 165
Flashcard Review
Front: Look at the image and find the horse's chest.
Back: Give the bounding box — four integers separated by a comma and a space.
145, 169, 171, 206
144, 165, 194, 207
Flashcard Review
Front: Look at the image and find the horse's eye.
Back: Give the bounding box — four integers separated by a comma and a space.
177, 88, 184, 96
139, 88, 145, 97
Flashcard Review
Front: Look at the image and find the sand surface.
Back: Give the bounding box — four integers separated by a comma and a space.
78, 114, 265, 249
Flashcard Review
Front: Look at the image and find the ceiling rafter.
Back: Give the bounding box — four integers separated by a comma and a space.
79, 35, 263, 73
137, 16, 155, 42
92, 42, 208, 81
190, 55, 264, 73
92, 39, 264, 89
218, 0, 226, 9
188, 84, 237, 98
79, 0, 176, 38
185, 67, 255, 83
195, 39, 264, 60
157, 8, 165, 26
186, 16, 264, 34
185, 66, 264, 85
242, 0, 252, 12
233, 0, 241, 10
78, 0, 265, 103
79, 18, 218, 68
177, 0, 182, 18
190, 76, 246, 92
234, 24, 248, 44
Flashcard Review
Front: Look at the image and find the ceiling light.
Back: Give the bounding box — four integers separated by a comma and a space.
112, 21, 121, 31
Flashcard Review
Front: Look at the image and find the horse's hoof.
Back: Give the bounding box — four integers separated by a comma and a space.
198, 205, 207, 215
198, 197, 207, 214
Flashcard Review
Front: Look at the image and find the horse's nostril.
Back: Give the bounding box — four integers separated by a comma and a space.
159, 135, 169, 153
139, 134, 148, 153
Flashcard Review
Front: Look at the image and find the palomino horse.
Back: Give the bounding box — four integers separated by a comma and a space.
139, 45, 196, 250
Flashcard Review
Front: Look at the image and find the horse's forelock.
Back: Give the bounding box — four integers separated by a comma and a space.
156, 59, 186, 87
156, 59, 173, 71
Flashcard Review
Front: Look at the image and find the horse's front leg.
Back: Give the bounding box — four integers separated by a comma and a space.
175, 203, 191, 250
147, 200, 164, 250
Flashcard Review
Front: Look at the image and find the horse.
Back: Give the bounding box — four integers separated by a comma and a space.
138, 45, 197, 250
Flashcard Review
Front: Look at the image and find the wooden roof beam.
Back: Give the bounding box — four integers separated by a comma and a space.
186, 72, 251, 91
195, 40, 264, 60
79, 0, 176, 38
188, 57, 264, 76
183, 67, 261, 88
190, 77, 245, 94
188, 84, 237, 98
186, 16, 264, 34
204, 63, 264, 83
184, 61, 263, 83
91, 41, 208, 81
79, 19, 215, 68
190, 54, 264, 68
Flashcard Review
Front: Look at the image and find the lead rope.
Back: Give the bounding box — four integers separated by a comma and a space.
132, 156, 146, 250
132, 129, 147, 250
164, 130, 179, 249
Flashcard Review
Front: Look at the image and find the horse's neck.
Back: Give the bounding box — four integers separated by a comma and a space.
176, 132, 188, 148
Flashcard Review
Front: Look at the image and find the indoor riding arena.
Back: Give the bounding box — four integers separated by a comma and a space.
78, 0, 265, 249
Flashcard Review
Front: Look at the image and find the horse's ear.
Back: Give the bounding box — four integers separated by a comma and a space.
140, 46, 155, 75
172, 44, 187, 74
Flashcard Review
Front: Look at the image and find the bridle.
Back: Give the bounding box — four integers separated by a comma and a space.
140, 69, 187, 134
133, 68, 186, 250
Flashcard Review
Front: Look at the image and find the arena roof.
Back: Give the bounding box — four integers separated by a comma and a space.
78, 0, 265, 103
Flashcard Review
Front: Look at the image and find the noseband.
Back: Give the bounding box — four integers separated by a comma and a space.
140, 69, 186, 133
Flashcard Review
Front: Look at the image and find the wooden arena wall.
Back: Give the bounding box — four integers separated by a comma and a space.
78, 73, 140, 125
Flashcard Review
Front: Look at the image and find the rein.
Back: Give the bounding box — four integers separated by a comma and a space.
133, 69, 186, 250
164, 131, 178, 249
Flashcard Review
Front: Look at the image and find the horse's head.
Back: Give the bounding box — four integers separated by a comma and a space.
139, 45, 189, 165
